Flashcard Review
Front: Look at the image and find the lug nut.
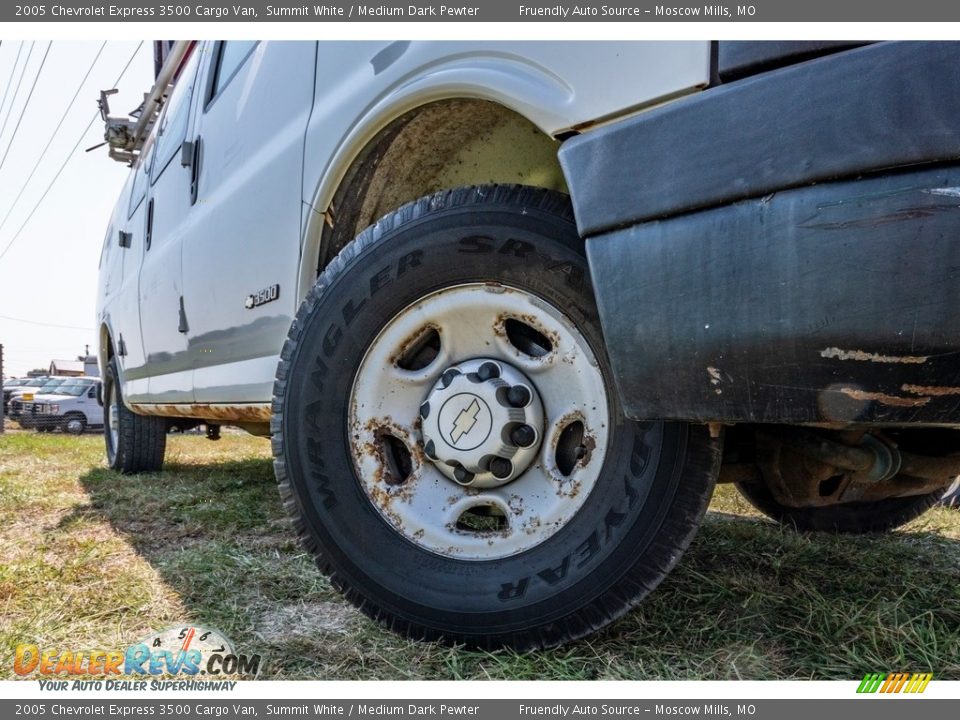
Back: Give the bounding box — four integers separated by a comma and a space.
476, 362, 500, 381
440, 368, 460, 388
424, 439, 437, 460
489, 457, 513, 479
419, 401, 430, 419
510, 424, 536, 448
453, 467, 475, 485
506, 385, 531, 408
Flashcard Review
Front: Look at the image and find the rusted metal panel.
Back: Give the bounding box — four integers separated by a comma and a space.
129, 402, 271, 423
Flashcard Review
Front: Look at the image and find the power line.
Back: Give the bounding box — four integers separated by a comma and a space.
0, 41, 52, 176
0, 314, 93, 331
0, 42, 144, 265
0, 43, 24, 128
0, 42, 107, 234
0, 42, 26, 140
0, 41, 33, 148
1, 346, 88, 354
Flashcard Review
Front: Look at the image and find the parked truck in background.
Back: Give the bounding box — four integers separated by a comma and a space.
28, 377, 103, 434
96, 41, 960, 649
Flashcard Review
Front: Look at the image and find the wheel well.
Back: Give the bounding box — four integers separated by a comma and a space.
318, 99, 567, 271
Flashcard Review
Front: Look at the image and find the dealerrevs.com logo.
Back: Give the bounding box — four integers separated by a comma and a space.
14, 625, 261, 687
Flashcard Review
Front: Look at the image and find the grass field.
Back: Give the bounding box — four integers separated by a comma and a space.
1, 429, 959, 680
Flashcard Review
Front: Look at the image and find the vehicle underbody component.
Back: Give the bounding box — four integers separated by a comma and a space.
720, 427, 960, 508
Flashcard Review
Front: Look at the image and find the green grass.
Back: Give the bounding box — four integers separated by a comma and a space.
1, 429, 959, 680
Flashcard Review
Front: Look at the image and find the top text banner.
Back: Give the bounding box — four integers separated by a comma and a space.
4, 0, 960, 22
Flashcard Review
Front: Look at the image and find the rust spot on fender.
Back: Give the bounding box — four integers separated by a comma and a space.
837, 388, 931, 408
901, 383, 960, 397
820, 347, 929, 364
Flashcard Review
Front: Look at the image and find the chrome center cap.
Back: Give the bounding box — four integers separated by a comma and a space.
420, 359, 544, 488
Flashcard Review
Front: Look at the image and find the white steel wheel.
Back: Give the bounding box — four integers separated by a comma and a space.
350, 283, 609, 560
273, 185, 721, 650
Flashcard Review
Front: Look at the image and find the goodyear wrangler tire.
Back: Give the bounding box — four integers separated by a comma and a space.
104, 357, 166, 473
272, 185, 722, 649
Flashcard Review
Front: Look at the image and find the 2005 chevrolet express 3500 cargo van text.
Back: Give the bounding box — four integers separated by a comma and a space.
96, 41, 960, 649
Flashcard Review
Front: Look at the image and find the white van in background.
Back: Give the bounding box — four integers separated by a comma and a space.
28, 378, 103, 434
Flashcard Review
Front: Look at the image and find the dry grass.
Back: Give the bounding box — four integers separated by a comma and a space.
1, 429, 959, 680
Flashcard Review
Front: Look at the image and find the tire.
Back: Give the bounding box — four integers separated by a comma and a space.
940, 478, 960, 509
63, 414, 87, 435
273, 185, 722, 649
735, 480, 944, 533
103, 356, 166, 473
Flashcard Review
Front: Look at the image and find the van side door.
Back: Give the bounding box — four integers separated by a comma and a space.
137, 45, 204, 404
111, 141, 154, 402
180, 41, 317, 403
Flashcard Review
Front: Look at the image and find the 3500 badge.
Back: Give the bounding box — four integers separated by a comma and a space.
245, 284, 280, 309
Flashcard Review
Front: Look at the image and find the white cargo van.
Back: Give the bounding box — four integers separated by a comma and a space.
96, 41, 960, 649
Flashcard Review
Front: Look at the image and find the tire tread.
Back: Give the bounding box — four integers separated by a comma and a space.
105, 357, 166, 474
271, 185, 718, 649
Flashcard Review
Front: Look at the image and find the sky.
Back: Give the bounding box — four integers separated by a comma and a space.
0, 40, 154, 378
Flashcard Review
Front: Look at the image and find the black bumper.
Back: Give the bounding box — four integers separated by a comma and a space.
560, 42, 960, 426
583, 165, 960, 425
560, 42, 960, 237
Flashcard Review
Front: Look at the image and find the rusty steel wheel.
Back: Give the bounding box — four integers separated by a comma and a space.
348, 283, 609, 560
272, 185, 721, 649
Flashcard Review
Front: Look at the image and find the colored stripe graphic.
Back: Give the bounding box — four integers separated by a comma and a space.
857, 672, 932, 694
857, 673, 885, 693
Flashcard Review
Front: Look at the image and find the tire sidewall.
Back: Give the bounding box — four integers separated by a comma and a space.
280, 198, 695, 637
104, 359, 120, 468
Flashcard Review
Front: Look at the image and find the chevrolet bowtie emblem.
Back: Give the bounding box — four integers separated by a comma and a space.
450, 399, 481, 443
